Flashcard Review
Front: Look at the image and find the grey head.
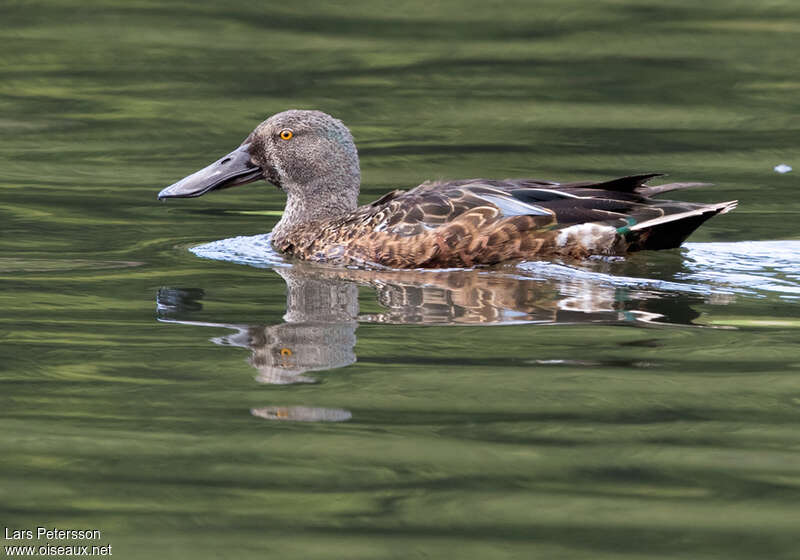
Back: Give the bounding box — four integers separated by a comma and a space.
158, 110, 361, 235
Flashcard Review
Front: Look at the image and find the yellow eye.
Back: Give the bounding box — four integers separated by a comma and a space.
279, 129, 293, 141
280, 348, 292, 357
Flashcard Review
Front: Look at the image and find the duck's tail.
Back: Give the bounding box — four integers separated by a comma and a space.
589, 173, 717, 199
627, 200, 738, 251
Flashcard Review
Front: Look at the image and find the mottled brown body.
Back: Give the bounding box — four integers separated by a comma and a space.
272, 174, 736, 269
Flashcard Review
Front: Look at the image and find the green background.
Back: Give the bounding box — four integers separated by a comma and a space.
2, 1, 799, 558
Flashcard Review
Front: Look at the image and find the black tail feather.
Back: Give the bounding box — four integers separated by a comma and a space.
587, 173, 664, 192
574, 173, 716, 199
629, 201, 737, 250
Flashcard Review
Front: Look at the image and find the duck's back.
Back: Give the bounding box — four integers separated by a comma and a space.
274, 174, 736, 268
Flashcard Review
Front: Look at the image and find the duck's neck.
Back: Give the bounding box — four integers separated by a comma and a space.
272, 176, 359, 245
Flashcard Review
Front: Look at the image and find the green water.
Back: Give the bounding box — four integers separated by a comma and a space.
2, 1, 800, 558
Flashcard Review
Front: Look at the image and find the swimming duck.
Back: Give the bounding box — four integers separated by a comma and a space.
158, 110, 736, 268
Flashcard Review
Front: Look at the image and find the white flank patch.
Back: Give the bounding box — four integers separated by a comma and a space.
555, 223, 617, 251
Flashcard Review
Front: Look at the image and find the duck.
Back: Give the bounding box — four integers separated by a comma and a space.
158, 109, 736, 268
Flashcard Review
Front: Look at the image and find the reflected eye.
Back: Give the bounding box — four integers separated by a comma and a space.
279, 129, 293, 141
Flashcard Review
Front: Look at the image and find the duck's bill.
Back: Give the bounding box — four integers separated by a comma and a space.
157, 143, 262, 199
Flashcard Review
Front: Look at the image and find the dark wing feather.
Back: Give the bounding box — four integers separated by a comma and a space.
371, 175, 729, 232
363, 176, 694, 237
568, 173, 664, 192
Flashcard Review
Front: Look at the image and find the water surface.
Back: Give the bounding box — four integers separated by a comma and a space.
2, 1, 800, 558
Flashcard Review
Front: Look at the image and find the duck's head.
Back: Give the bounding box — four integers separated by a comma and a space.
158, 110, 361, 216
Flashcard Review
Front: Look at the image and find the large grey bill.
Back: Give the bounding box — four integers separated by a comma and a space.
158, 143, 262, 199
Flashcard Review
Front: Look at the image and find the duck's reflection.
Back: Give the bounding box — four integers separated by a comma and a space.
157, 268, 358, 385
157, 263, 714, 420
227, 269, 358, 385
250, 406, 352, 422
160, 262, 705, 365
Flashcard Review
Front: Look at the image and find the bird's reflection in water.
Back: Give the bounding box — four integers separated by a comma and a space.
157, 269, 358, 385
157, 260, 716, 421
224, 270, 358, 385
251, 406, 352, 422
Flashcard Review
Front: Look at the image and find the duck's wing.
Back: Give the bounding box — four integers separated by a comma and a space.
364, 173, 716, 236
359, 174, 661, 236
359, 180, 571, 237
416, 173, 712, 198
332, 174, 734, 267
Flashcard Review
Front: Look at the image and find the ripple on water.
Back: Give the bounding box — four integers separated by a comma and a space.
190, 233, 290, 268
681, 241, 800, 299
190, 235, 800, 300
0, 258, 144, 273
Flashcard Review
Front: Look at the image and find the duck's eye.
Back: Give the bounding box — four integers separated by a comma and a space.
279, 129, 293, 141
